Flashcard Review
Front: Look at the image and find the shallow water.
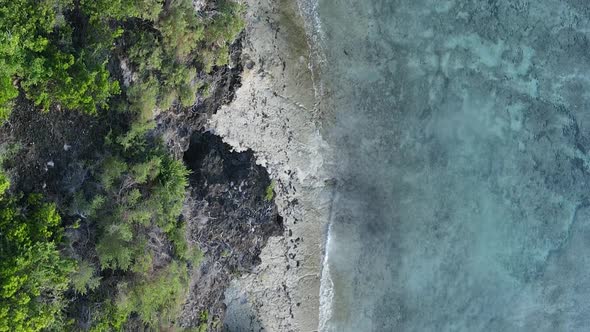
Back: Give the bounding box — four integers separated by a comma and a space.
313, 1, 590, 331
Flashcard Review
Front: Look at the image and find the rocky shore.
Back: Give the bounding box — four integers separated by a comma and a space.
154, 0, 332, 329
210, 0, 332, 330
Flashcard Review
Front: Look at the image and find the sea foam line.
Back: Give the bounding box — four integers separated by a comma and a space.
318, 199, 336, 331
293, 1, 336, 330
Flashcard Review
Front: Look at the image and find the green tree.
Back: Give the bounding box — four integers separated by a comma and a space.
71, 131, 194, 329
0, 0, 119, 120
92, 150, 189, 271
71, 260, 101, 295
0, 175, 74, 332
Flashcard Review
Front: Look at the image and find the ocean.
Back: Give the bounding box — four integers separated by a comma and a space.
306, 1, 590, 331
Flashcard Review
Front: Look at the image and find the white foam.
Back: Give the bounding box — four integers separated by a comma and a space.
295, 0, 330, 112
318, 189, 338, 332
293, 1, 337, 330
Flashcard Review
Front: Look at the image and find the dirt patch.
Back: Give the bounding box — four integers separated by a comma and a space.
0, 99, 106, 203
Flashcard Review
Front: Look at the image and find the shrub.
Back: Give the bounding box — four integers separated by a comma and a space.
20, 52, 120, 114
0, 0, 247, 329
66, 126, 195, 328
156, 0, 204, 58
80, 0, 164, 22
92, 150, 189, 263
126, 31, 163, 74
127, 76, 159, 120
71, 260, 101, 295
204, 0, 246, 44
115, 121, 156, 152
121, 261, 188, 326
0, 0, 120, 118
0, 176, 75, 332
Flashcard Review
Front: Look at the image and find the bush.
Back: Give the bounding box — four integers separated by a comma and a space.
204, 0, 246, 44
119, 0, 244, 114
80, 0, 164, 22
20, 51, 120, 114
127, 77, 159, 120
0, 0, 247, 329
67, 129, 194, 329
0, 0, 244, 121
0, 0, 120, 119
118, 261, 188, 326
92, 149, 189, 271
156, 0, 204, 58
0, 175, 75, 332
71, 260, 101, 295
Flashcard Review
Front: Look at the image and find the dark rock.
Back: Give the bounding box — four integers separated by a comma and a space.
179, 131, 283, 328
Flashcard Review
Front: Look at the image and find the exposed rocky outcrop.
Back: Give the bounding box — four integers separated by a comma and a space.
210, 0, 333, 331
179, 132, 283, 328
0, 99, 105, 201
153, 33, 292, 330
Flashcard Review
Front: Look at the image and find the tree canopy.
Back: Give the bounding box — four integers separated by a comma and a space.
0, 0, 119, 119
0, 0, 244, 329
0, 0, 244, 123
0, 175, 74, 332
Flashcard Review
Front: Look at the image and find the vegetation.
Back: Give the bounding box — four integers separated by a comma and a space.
0, 133, 197, 330
0, 174, 74, 332
64, 128, 199, 330
0, 0, 244, 124
121, 0, 244, 124
0, 0, 245, 330
264, 180, 276, 201
0, 0, 120, 119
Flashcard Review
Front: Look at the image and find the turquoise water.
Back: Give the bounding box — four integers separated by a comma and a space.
313, 1, 590, 331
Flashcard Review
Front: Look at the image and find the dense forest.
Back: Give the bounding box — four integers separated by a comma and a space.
0, 0, 245, 330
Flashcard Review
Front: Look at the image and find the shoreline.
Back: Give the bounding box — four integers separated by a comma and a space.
209, 0, 333, 330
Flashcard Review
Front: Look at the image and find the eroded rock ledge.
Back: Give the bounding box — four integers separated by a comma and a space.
211, 0, 333, 331
179, 132, 283, 327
